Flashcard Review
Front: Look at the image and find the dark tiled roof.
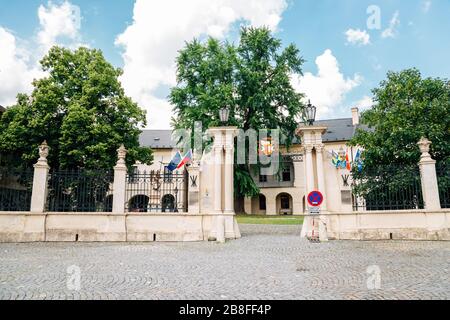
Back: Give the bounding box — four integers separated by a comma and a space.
315, 118, 356, 142
0, 105, 5, 113
139, 130, 177, 149
139, 118, 366, 148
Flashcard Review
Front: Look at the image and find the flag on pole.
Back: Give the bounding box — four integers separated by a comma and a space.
177, 150, 193, 170
354, 149, 363, 172
167, 152, 182, 172
331, 151, 339, 168
346, 150, 351, 171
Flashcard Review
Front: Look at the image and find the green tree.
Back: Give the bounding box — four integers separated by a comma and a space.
350, 68, 450, 209
0, 46, 153, 171
350, 68, 450, 166
170, 27, 305, 197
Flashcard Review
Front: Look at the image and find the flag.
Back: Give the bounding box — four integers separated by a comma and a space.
354, 149, 361, 163
167, 152, 182, 172
346, 150, 351, 171
354, 149, 363, 172
331, 151, 339, 168
177, 150, 193, 170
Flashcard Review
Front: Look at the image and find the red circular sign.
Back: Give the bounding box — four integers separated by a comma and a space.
307, 191, 324, 207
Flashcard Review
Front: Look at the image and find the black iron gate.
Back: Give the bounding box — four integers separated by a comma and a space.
46, 169, 114, 212
437, 162, 450, 208
125, 169, 188, 213
0, 168, 33, 211
352, 164, 424, 211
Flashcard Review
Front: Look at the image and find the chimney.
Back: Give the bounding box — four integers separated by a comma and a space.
351, 107, 360, 126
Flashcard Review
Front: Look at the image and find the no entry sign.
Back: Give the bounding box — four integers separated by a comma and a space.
307, 191, 324, 207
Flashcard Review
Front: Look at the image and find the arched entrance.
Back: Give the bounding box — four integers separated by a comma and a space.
129, 195, 150, 212
162, 194, 176, 212
259, 194, 267, 211
250, 193, 267, 215
276, 193, 293, 215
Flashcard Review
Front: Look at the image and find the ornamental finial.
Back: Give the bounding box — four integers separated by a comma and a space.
116, 144, 127, 165
38, 141, 49, 161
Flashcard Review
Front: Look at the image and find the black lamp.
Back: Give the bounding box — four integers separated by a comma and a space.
219, 107, 230, 125
304, 100, 317, 126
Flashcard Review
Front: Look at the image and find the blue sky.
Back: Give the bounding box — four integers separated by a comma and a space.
0, 0, 449, 128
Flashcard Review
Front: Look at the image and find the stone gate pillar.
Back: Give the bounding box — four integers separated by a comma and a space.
30, 141, 50, 213
304, 144, 315, 195
224, 129, 237, 214
206, 126, 239, 243
211, 130, 223, 214
417, 138, 441, 211
112, 145, 127, 214
296, 125, 328, 241
315, 144, 328, 212
187, 159, 201, 214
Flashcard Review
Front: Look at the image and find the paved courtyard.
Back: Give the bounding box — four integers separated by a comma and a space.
0, 225, 449, 300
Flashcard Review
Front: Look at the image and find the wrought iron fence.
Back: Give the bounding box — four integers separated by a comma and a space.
46, 169, 114, 212
125, 170, 187, 213
0, 168, 34, 211
352, 164, 424, 211
437, 162, 450, 209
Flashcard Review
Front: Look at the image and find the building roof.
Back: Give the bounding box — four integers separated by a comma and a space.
139, 118, 368, 148
0, 105, 5, 113
140, 130, 177, 149
315, 118, 357, 142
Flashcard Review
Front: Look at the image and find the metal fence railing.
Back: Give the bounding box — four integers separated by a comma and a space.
0, 168, 34, 211
352, 164, 424, 211
126, 170, 187, 213
437, 162, 450, 209
46, 169, 114, 212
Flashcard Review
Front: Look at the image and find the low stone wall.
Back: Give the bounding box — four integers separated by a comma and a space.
325, 209, 450, 241
0, 212, 46, 242
0, 212, 241, 243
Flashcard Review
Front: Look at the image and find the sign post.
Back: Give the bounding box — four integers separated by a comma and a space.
306, 191, 327, 242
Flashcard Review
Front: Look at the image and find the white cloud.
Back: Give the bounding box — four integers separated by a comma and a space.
0, 28, 43, 106
37, 1, 82, 52
381, 11, 400, 39
345, 28, 370, 46
0, 1, 83, 107
422, 1, 432, 13
290, 49, 362, 118
353, 95, 373, 111
115, 0, 288, 129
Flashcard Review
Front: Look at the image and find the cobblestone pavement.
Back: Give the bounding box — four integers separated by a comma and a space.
0, 225, 449, 300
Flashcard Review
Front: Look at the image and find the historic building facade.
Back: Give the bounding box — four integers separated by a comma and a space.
138, 108, 364, 215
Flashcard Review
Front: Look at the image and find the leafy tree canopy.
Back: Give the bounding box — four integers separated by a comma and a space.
170, 27, 305, 197
350, 68, 450, 167
0, 46, 153, 171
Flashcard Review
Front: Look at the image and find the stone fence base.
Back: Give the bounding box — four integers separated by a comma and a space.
0, 212, 241, 243
324, 210, 450, 241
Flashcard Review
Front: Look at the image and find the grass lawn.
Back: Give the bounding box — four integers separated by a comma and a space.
236, 215, 304, 225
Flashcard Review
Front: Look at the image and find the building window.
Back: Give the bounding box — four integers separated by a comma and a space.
259, 194, 267, 211
259, 174, 267, 183
282, 166, 291, 182
280, 195, 290, 210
